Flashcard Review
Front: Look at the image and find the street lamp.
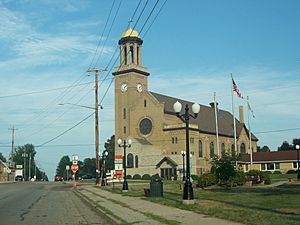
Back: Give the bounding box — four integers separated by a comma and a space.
173, 101, 200, 204
118, 138, 132, 192
181, 150, 186, 182
296, 144, 300, 180
101, 151, 109, 186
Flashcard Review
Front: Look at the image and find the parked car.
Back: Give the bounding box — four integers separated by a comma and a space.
15, 175, 24, 181
79, 174, 93, 180
54, 175, 63, 182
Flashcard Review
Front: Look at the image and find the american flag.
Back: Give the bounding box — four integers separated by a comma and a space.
232, 78, 244, 99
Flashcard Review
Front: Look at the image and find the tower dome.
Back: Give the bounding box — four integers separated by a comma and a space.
121, 28, 139, 38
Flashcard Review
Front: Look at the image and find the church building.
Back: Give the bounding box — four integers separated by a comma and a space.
113, 28, 258, 179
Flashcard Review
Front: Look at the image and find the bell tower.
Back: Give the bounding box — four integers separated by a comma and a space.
113, 28, 150, 151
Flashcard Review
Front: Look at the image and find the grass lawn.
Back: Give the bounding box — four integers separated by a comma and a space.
102, 176, 300, 225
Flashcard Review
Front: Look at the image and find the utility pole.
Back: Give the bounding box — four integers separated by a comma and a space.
28, 154, 31, 181
86, 68, 106, 185
8, 126, 17, 162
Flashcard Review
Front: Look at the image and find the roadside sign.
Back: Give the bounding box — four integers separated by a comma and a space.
71, 164, 78, 173
66, 165, 70, 170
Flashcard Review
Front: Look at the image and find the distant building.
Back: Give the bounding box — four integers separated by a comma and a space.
239, 150, 299, 173
0, 159, 13, 181
114, 28, 258, 179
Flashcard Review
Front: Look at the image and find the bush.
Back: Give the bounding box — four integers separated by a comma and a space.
233, 170, 246, 186
126, 175, 132, 179
246, 170, 271, 185
246, 170, 261, 184
260, 171, 271, 185
191, 174, 199, 181
273, 170, 282, 174
142, 174, 151, 180
132, 174, 141, 180
198, 173, 217, 187
286, 170, 297, 174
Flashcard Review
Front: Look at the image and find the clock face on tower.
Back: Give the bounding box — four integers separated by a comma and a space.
121, 83, 128, 92
137, 83, 143, 92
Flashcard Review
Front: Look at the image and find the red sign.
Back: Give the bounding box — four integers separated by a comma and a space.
71, 164, 78, 173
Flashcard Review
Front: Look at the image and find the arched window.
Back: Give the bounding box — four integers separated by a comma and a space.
221, 143, 225, 156
198, 140, 203, 158
240, 143, 246, 154
231, 144, 235, 157
135, 155, 138, 168
210, 142, 214, 159
127, 153, 133, 168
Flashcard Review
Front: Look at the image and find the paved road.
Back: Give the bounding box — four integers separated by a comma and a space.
0, 182, 113, 225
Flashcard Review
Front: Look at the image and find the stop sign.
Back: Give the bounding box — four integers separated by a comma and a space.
71, 164, 78, 173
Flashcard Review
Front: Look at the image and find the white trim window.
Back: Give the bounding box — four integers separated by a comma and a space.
261, 162, 280, 171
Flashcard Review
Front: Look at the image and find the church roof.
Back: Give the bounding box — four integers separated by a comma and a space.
121, 28, 139, 38
150, 92, 258, 141
239, 150, 298, 162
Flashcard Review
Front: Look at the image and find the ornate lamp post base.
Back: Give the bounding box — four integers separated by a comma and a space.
183, 180, 194, 204
122, 180, 128, 192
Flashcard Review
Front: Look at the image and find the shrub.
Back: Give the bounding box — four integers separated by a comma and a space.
198, 173, 217, 187
273, 170, 282, 174
126, 175, 132, 179
286, 170, 297, 174
142, 174, 151, 180
260, 171, 271, 185
246, 170, 261, 184
233, 170, 246, 186
191, 174, 199, 181
132, 174, 141, 180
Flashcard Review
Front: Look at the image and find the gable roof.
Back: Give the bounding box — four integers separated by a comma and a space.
150, 92, 258, 141
240, 150, 298, 162
156, 156, 178, 168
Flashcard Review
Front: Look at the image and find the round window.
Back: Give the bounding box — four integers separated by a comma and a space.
139, 118, 152, 135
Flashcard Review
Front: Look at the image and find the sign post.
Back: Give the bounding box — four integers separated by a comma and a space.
72, 154, 78, 187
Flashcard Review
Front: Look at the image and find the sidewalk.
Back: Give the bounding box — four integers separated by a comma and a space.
76, 185, 243, 225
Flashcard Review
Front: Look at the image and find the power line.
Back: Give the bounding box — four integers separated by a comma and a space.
88, 0, 117, 69
94, 0, 123, 68
37, 112, 95, 148
34, 0, 167, 147
255, 127, 300, 134
142, 0, 168, 38
0, 81, 94, 99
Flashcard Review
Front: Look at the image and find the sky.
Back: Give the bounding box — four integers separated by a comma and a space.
0, 0, 300, 179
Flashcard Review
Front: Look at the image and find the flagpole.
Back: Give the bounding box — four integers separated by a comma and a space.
231, 74, 238, 167
213, 92, 220, 157
247, 96, 253, 170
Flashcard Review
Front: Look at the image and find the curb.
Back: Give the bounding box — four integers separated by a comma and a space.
74, 188, 120, 225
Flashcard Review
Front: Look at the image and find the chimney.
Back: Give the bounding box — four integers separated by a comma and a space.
239, 105, 244, 124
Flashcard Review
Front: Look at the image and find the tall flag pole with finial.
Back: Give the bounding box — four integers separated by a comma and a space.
231, 74, 244, 166
247, 96, 255, 169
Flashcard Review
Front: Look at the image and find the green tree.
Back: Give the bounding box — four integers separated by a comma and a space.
56, 155, 71, 180
211, 154, 236, 186
257, 145, 271, 152
103, 135, 115, 170
278, 141, 293, 151
0, 152, 7, 162
292, 138, 300, 147
81, 158, 96, 176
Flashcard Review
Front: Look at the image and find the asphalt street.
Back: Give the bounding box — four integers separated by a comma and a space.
0, 182, 112, 225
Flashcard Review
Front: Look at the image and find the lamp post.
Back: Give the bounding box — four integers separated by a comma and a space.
117, 138, 132, 192
181, 150, 186, 181
173, 101, 200, 204
101, 151, 109, 186
296, 144, 300, 180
